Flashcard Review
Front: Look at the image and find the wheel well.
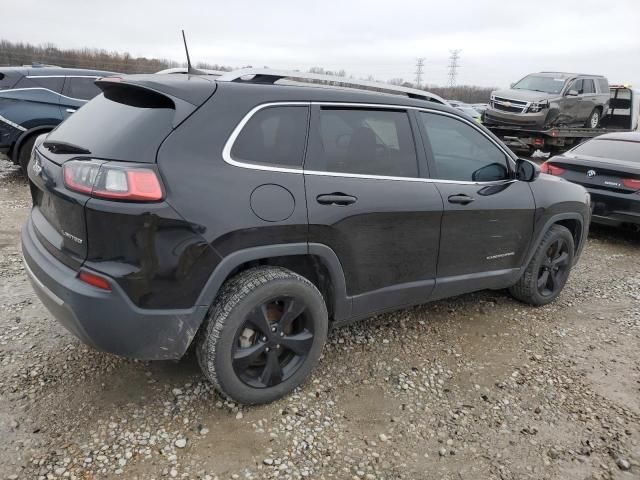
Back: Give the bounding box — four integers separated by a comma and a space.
554, 219, 582, 253
13, 127, 53, 163
226, 255, 336, 319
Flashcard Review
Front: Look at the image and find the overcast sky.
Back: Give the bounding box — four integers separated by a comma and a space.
4, 0, 640, 87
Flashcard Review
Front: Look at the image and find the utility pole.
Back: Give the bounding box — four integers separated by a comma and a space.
414, 57, 425, 89
447, 49, 461, 87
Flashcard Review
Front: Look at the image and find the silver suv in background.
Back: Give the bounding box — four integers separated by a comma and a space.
484, 72, 610, 129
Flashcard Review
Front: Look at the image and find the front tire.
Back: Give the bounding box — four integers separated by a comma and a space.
509, 225, 575, 306
196, 266, 328, 405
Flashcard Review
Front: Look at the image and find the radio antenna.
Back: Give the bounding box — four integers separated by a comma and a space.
182, 30, 197, 74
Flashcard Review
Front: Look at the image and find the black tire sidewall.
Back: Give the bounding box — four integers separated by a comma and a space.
18, 135, 37, 174
210, 277, 328, 405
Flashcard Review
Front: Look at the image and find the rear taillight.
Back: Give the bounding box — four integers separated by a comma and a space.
63, 160, 163, 201
540, 162, 566, 176
622, 178, 640, 191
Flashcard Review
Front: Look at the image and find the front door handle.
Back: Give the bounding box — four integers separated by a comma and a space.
66, 108, 77, 113
316, 193, 357, 206
448, 194, 475, 205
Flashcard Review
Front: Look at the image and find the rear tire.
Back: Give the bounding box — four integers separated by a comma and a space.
196, 266, 328, 405
585, 108, 600, 129
509, 225, 575, 306
18, 135, 37, 175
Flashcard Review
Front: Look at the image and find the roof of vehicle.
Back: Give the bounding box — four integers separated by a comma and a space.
537, 72, 606, 78
592, 132, 640, 142
0, 66, 118, 77
103, 72, 457, 113
215, 80, 456, 113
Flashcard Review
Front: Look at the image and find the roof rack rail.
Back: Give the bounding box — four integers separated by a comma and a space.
215, 68, 447, 105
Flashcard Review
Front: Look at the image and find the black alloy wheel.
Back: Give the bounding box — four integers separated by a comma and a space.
537, 238, 571, 297
232, 296, 313, 388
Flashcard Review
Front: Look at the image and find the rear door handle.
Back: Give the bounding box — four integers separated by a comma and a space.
66, 108, 77, 113
316, 193, 357, 206
448, 194, 475, 205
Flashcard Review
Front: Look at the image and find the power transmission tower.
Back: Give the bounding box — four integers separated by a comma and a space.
414, 57, 425, 88
447, 49, 461, 87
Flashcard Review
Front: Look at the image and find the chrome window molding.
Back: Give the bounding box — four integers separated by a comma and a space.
1, 87, 88, 103
26, 75, 101, 79
221, 101, 517, 186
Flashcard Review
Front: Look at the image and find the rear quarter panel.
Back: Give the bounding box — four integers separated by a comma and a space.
156, 84, 309, 301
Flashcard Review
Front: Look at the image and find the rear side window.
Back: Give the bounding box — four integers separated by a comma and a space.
572, 139, 640, 163
0, 71, 20, 90
582, 79, 595, 94
307, 108, 418, 177
420, 112, 509, 182
63, 77, 100, 100
231, 106, 309, 168
597, 78, 609, 93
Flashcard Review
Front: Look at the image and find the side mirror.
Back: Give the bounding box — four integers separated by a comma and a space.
566, 89, 579, 96
515, 158, 540, 182
472, 162, 509, 182
510, 83, 515, 88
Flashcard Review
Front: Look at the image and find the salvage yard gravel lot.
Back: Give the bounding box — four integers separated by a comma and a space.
0, 155, 638, 480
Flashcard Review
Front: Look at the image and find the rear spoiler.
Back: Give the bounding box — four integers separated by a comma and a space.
96, 76, 217, 128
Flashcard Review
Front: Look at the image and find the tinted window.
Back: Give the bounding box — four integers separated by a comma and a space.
231, 106, 308, 168
30, 76, 64, 93
597, 78, 609, 93
309, 108, 418, 177
63, 77, 100, 100
572, 139, 640, 163
46, 88, 176, 163
582, 79, 595, 94
570, 79, 584, 94
420, 112, 509, 182
0, 71, 20, 90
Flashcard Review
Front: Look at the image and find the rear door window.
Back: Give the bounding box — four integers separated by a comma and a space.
230, 106, 309, 168
582, 79, 595, 94
307, 108, 419, 177
62, 77, 100, 100
419, 112, 509, 182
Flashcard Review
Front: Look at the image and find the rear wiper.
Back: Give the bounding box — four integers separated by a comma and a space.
43, 141, 91, 155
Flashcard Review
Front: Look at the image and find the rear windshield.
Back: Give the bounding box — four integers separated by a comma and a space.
572, 139, 640, 163
45, 87, 176, 163
512, 75, 567, 94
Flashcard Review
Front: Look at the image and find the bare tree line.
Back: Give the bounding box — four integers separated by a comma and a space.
1, 39, 494, 101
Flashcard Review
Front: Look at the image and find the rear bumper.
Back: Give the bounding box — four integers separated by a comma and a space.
587, 188, 640, 226
21, 217, 209, 360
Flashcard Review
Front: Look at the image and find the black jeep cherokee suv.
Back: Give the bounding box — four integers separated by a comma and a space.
22, 70, 590, 404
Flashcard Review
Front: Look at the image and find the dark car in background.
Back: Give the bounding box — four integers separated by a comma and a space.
0, 66, 116, 171
484, 72, 610, 130
541, 132, 640, 227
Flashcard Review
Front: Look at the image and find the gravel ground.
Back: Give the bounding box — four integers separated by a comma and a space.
1, 155, 638, 480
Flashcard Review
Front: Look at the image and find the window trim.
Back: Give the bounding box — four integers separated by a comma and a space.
221, 101, 517, 185
417, 109, 513, 183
